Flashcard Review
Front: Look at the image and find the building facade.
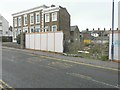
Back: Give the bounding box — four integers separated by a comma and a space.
0, 14, 10, 36
12, 5, 70, 51
12, 5, 70, 44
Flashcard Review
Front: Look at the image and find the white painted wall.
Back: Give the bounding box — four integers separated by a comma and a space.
26, 32, 63, 53
109, 31, 120, 61
0, 15, 10, 36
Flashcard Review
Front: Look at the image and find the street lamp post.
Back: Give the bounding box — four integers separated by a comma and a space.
111, 0, 114, 61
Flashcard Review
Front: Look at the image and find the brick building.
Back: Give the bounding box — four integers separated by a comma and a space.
12, 5, 71, 52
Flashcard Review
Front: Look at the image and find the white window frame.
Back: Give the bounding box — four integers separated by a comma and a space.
23, 27, 28, 33
18, 17, 21, 26
35, 25, 40, 32
35, 28, 40, 32
30, 27, 34, 33
52, 12, 57, 21
45, 13, 50, 22
51, 25, 57, 32
14, 18, 17, 27
14, 29, 17, 38
44, 26, 49, 32
17, 28, 21, 35
36, 13, 40, 23
30, 14, 34, 24
24, 15, 28, 25
25, 29, 28, 33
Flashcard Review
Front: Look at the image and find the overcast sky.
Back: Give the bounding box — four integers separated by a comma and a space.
0, 0, 119, 31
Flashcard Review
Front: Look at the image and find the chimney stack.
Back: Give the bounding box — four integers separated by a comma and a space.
51, 5, 55, 7
110, 28, 112, 31
86, 28, 89, 31
98, 28, 100, 31
104, 28, 106, 31
117, 28, 118, 30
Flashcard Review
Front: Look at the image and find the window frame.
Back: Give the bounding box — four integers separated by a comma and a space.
24, 16, 28, 25
35, 28, 40, 32
17, 28, 21, 35
30, 14, 34, 24
18, 17, 21, 26
45, 13, 50, 22
30, 27, 34, 33
44, 26, 49, 32
14, 18, 17, 27
36, 13, 40, 23
51, 25, 57, 32
52, 12, 57, 21
23, 27, 28, 33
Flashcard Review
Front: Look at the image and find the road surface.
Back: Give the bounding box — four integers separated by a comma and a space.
2, 47, 119, 88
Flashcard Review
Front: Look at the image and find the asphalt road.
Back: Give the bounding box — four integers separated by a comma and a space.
2, 47, 119, 88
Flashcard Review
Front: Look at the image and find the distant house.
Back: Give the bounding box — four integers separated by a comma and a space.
91, 32, 99, 37
70, 25, 80, 43
81, 29, 92, 41
68, 25, 80, 51
0, 14, 12, 37
81, 28, 110, 44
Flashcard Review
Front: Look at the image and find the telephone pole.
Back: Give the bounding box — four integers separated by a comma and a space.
111, 0, 114, 61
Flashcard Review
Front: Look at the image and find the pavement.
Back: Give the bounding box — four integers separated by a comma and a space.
2, 46, 119, 70
2, 42, 21, 49
2, 47, 119, 88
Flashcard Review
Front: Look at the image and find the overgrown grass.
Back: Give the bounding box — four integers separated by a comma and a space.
66, 42, 109, 61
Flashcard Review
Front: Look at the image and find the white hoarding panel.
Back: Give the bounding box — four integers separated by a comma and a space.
35, 34, 41, 50
25, 34, 30, 49
26, 31, 63, 53
55, 32, 63, 53
30, 34, 35, 49
41, 33, 47, 50
48, 33, 54, 52
113, 33, 118, 60
109, 32, 120, 61
109, 34, 112, 60
114, 47, 119, 60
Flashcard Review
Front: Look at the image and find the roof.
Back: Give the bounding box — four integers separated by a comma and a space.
70, 25, 78, 31
12, 5, 49, 17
